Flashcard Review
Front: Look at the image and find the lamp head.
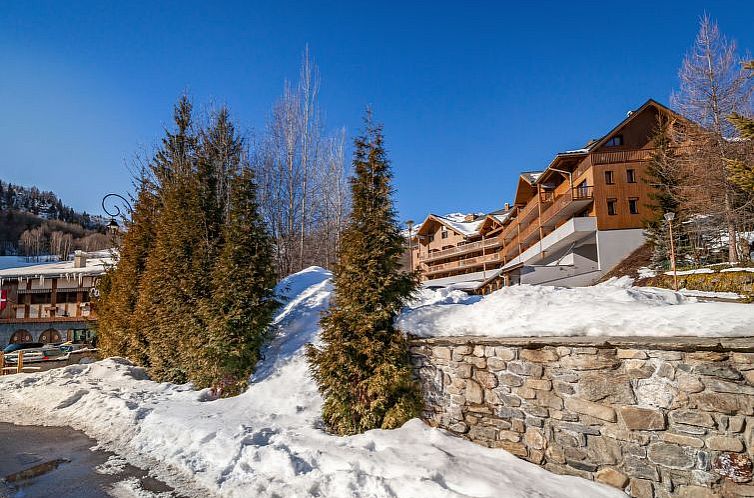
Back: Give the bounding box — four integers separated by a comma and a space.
663, 212, 676, 222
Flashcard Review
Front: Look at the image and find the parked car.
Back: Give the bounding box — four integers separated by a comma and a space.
3, 342, 45, 354
3, 345, 67, 364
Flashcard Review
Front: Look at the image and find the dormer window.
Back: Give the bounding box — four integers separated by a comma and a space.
606, 135, 624, 147
441, 228, 449, 239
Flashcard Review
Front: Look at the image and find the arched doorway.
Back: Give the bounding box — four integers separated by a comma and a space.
39, 329, 62, 344
9, 329, 33, 344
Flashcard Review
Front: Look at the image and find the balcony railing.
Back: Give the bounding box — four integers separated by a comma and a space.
417, 236, 501, 262
423, 252, 502, 275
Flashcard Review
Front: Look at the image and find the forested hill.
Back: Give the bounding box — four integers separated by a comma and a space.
0, 180, 108, 257
0, 180, 103, 228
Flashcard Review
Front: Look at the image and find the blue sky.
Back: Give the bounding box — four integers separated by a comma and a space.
1, 1, 753, 223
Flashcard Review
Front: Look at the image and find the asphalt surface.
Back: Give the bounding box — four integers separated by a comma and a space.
0, 423, 177, 497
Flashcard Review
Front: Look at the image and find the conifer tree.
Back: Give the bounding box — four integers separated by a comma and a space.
136, 96, 204, 383
307, 112, 422, 435
198, 165, 278, 395
643, 117, 688, 268
729, 61, 754, 192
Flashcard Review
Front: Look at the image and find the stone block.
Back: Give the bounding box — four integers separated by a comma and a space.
511, 418, 525, 432
474, 370, 498, 389
493, 347, 516, 361
535, 390, 563, 410
498, 372, 523, 387
677, 372, 705, 394
624, 456, 660, 480
456, 363, 472, 379
565, 459, 597, 472
557, 421, 601, 435
704, 378, 754, 395
507, 361, 543, 378
525, 416, 544, 428
648, 350, 683, 360
472, 345, 486, 357
578, 372, 636, 404
552, 380, 575, 395
628, 478, 653, 498
706, 435, 744, 452
690, 392, 742, 415
662, 432, 704, 449
586, 435, 621, 464
464, 356, 486, 368
573, 347, 598, 355
465, 379, 484, 404
624, 359, 655, 379
694, 364, 742, 380
468, 425, 497, 441
525, 427, 546, 450
433, 346, 451, 360
486, 357, 506, 371
730, 415, 746, 433
499, 394, 522, 407
513, 387, 536, 399
595, 467, 629, 489
520, 348, 559, 363
556, 347, 572, 357
620, 406, 666, 430
524, 378, 552, 390
447, 422, 468, 434
484, 346, 497, 358
676, 485, 718, 498
560, 353, 620, 371
497, 429, 521, 442
564, 397, 616, 422
617, 349, 648, 359
527, 449, 545, 464
497, 406, 524, 420
648, 442, 697, 469
656, 362, 676, 380
670, 409, 716, 428
636, 377, 678, 409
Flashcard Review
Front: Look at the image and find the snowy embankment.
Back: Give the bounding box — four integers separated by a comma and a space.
0, 267, 619, 498
399, 277, 754, 338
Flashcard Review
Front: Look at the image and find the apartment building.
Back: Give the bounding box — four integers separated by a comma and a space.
411, 99, 682, 292
0, 251, 111, 345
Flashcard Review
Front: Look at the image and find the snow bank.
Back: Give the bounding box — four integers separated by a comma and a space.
399, 277, 754, 338
0, 266, 619, 498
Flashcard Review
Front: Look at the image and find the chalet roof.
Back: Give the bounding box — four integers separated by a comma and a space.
0, 251, 115, 282
416, 213, 485, 239
519, 171, 542, 185
422, 268, 503, 291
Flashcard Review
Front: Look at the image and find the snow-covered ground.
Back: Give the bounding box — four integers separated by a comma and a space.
0, 267, 619, 498
399, 276, 754, 338
0, 255, 59, 270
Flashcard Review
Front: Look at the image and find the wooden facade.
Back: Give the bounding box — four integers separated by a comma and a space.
410, 100, 683, 291
0, 251, 109, 345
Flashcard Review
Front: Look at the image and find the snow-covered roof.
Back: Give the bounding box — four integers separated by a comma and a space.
422, 269, 502, 291
0, 253, 115, 280
436, 215, 485, 237
519, 172, 542, 184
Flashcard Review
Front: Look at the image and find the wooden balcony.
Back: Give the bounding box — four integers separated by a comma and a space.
423, 252, 502, 276
418, 236, 501, 263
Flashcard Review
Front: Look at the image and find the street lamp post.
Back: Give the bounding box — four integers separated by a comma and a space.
102, 193, 134, 237
664, 212, 678, 292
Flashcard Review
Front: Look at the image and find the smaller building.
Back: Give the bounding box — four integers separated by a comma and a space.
0, 251, 113, 346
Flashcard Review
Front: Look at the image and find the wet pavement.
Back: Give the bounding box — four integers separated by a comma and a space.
0, 423, 178, 497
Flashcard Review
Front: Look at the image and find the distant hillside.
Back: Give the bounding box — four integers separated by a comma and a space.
0, 181, 108, 257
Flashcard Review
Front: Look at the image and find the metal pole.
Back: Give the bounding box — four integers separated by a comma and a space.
669, 221, 678, 291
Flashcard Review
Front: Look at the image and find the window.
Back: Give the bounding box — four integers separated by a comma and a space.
441, 229, 449, 239
628, 198, 639, 215
604, 170, 615, 185
606, 135, 624, 147
428, 234, 434, 243
626, 169, 636, 183
607, 199, 617, 216
30, 293, 52, 305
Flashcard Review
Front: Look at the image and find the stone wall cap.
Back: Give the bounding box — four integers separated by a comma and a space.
407, 335, 754, 352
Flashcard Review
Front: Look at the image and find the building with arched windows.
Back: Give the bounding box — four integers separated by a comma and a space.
0, 251, 113, 345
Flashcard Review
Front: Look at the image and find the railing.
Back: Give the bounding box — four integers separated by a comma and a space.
417, 236, 501, 262
0, 351, 42, 375
591, 149, 652, 165
519, 221, 540, 242
424, 253, 502, 275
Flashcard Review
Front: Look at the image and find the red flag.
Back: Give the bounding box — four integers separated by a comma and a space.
0, 290, 6, 312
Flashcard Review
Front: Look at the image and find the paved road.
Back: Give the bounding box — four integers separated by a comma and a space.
0, 423, 177, 497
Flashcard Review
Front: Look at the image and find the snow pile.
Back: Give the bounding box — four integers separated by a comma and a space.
399, 277, 754, 338
0, 266, 619, 498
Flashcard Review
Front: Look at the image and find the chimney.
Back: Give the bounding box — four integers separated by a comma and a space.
504, 202, 510, 211
74, 250, 87, 269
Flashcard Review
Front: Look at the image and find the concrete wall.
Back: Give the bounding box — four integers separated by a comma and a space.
410, 336, 754, 497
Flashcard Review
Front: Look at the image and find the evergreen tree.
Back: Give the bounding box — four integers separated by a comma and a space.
643, 117, 690, 268
307, 112, 422, 435
729, 61, 754, 192
198, 166, 278, 396
136, 96, 204, 383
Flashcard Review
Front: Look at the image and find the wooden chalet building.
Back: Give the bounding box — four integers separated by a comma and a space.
0, 251, 112, 345
409, 99, 682, 292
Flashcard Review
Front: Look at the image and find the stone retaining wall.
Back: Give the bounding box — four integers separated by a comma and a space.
409, 336, 754, 497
